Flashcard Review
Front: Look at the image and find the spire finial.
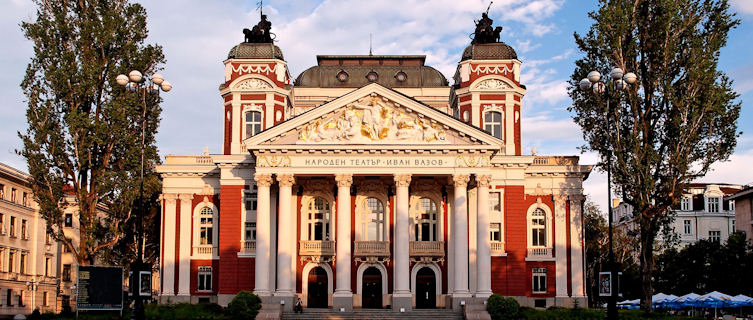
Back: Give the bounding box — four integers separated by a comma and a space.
485, 1, 493, 15
369, 33, 373, 56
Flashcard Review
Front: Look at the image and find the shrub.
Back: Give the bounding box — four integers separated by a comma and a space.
487, 294, 520, 320
225, 291, 262, 320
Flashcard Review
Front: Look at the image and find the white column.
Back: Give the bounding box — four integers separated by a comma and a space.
570, 195, 586, 298
275, 174, 295, 296
178, 194, 193, 296
475, 175, 492, 298
393, 174, 412, 309
554, 195, 569, 300
453, 174, 471, 297
334, 174, 353, 309
161, 195, 177, 296
254, 173, 273, 296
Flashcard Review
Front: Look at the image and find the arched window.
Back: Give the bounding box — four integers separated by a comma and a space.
307, 198, 330, 241
530, 208, 546, 247
483, 111, 503, 139
199, 207, 214, 245
414, 198, 438, 241
245, 111, 262, 138
360, 198, 385, 241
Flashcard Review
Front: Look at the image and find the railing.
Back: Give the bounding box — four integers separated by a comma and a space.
490, 241, 505, 253
527, 247, 552, 257
531, 156, 578, 166
193, 246, 217, 255
354, 241, 390, 257
242, 240, 256, 253
164, 155, 214, 165
409, 241, 444, 257
299, 240, 335, 256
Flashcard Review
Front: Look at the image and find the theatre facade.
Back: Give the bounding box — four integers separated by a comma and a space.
156, 14, 592, 313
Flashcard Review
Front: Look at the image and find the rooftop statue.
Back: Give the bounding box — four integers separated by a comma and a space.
472, 12, 503, 44
243, 14, 274, 43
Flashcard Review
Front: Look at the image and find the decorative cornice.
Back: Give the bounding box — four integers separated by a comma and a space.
393, 174, 412, 187
178, 194, 194, 201
334, 174, 353, 187
475, 174, 492, 187
254, 173, 274, 187
453, 174, 470, 188
276, 174, 295, 187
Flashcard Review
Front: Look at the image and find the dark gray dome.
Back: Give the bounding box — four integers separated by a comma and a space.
227, 42, 284, 60
461, 43, 517, 61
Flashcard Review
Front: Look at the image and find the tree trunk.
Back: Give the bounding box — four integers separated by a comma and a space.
640, 223, 655, 312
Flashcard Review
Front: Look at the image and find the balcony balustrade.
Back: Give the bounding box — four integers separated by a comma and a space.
409, 241, 444, 257
298, 240, 335, 256
527, 247, 552, 257
242, 240, 256, 253
193, 245, 217, 255
490, 241, 505, 254
354, 241, 390, 257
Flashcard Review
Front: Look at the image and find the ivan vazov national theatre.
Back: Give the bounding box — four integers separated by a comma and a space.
155, 12, 592, 316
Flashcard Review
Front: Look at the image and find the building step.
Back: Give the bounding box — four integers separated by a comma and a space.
281, 308, 463, 320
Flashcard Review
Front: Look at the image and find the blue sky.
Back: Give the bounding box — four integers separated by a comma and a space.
1, 0, 751, 210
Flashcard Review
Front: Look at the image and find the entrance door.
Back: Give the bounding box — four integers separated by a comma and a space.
362, 267, 382, 309
308, 267, 328, 308
415, 267, 436, 309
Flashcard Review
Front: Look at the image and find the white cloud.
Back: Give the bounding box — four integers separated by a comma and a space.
731, 0, 753, 15
515, 40, 541, 53
696, 148, 753, 186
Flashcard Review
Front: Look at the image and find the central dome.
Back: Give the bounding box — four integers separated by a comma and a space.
461, 43, 518, 61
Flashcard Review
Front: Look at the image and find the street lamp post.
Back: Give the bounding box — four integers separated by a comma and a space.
579, 67, 636, 320
26, 278, 38, 313
116, 70, 171, 320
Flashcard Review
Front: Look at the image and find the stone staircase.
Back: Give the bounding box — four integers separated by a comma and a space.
281, 308, 464, 320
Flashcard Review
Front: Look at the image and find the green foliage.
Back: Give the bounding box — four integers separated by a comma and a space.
569, 0, 741, 310
225, 291, 262, 320
487, 294, 520, 320
19, 0, 165, 265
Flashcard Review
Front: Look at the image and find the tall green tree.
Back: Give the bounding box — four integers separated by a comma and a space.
19, 0, 164, 264
569, 0, 741, 311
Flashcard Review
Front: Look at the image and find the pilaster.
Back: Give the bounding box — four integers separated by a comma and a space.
178, 193, 194, 297
161, 194, 178, 296
570, 195, 586, 299
553, 194, 568, 302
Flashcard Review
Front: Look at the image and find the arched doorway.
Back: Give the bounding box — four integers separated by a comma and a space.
361, 267, 382, 308
308, 267, 328, 308
416, 267, 436, 309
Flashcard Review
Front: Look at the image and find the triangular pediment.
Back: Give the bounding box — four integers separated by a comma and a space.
244, 83, 503, 150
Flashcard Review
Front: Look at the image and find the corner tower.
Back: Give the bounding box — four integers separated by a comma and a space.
451, 13, 526, 155
220, 15, 292, 155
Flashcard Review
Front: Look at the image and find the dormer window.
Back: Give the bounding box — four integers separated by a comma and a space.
707, 197, 720, 213
245, 111, 262, 138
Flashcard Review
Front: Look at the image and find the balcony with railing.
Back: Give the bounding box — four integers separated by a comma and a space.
354, 241, 390, 257
490, 241, 506, 254
409, 241, 444, 257
526, 247, 553, 260
193, 246, 217, 256
242, 240, 256, 253
299, 240, 335, 256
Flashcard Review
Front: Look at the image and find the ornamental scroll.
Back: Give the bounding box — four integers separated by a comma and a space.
234, 78, 272, 90
297, 95, 448, 144
256, 155, 291, 167
455, 155, 491, 167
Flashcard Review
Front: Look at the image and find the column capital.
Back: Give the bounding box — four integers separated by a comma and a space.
394, 174, 412, 187
178, 193, 194, 201
553, 194, 569, 203
475, 174, 492, 187
334, 173, 353, 187
452, 174, 470, 188
162, 194, 179, 204
276, 173, 295, 187
254, 173, 274, 187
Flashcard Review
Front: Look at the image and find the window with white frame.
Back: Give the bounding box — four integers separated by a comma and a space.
532, 268, 547, 293
306, 198, 330, 241
490, 192, 501, 213
483, 111, 503, 139
681, 197, 691, 211
199, 207, 214, 245
707, 197, 720, 213
490, 223, 501, 242
730, 200, 735, 212
683, 220, 692, 235
489, 192, 503, 247
245, 191, 257, 211
245, 111, 262, 138
530, 208, 547, 247
709, 230, 721, 243
414, 198, 439, 241
197, 266, 212, 292
360, 197, 385, 241
244, 222, 256, 241
732, 219, 736, 233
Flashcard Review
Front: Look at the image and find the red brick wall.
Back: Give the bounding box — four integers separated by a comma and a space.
218, 185, 245, 294
491, 256, 508, 294
504, 186, 527, 295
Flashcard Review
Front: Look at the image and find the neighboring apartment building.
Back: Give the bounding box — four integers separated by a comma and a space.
727, 186, 753, 243
0, 163, 59, 316
613, 183, 742, 247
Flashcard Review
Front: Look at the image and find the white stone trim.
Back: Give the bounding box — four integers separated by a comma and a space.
192, 199, 219, 259
302, 262, 334, 298
354, 192, 391, 242
410, 262, 442, 296
355, 262, 388, 296
525, 198, 553, 252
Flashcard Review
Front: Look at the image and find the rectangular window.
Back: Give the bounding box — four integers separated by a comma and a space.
18, 290, 23, 307
683, 220, 692, 235
45, 257, 51, 276
245, 222, 256, 241
8, 252, 14, 273
245, 192, 257, 211
10, 188, 16, 203
21, 220, 27, 240
9, 217, 15, 237
43, 292, 48, 307
197, 266, 212, 292
732, 219, 736, 233
0, 213, 4, 234
490, 223, 501, 242
0, 184, 4, 199
489, 192, 501, 212
681, 197, 691, 211
62, 264, 71, 282
22, 192, 28, 207
730, 200, 735, 212
532, 268, 547, 293
0, 248, 4, 271
19, 253, 26, 274
709, 231, 721, 243
45, 233, 52, 245
708, 197, 720, 213
6, 289, 11, 306
200, 216, 213, 245
64, 214, 73, 227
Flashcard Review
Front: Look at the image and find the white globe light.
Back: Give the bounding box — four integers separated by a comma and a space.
615, 79, 626, 91
128, 70, 143, 83
152, 73, 164, 85
116, 74, 129, 86
623, 72, 637, 84
587, 70, 601, 83
592, 82, 606, 94
610, 67, 624, 80
579, 78, 592, 90
160, 81, 172, 92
